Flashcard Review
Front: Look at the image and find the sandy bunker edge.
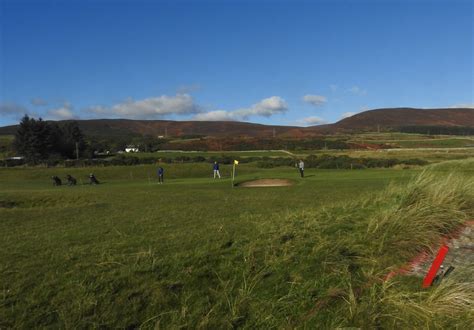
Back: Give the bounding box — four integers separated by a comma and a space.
237, 178, 294, 187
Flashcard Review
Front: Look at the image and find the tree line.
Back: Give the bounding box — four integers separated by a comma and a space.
398, 126, 474, 136
14, 115, 86, 164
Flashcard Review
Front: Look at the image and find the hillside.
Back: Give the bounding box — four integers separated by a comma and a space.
327, 108, 474, 131
0, 108, 472, 138
0, 119, 315, 138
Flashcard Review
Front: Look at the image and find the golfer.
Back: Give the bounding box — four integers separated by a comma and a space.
157, 167, 164, 184
213, 161, 221, 179
298, 159, 304, 178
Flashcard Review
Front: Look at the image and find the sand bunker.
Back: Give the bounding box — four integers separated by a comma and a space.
238, 179, 293, 187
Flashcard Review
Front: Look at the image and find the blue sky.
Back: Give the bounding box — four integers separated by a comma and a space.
0, 0, 472, 127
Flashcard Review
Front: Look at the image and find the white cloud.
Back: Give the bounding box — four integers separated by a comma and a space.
341, 112, 357, 119
47, 102, 77, 120
348, 86, 367, 96
329, 84, 338, 92
449, 103, 474, 108
193, 110, 236, 121
340, 106, 368, 119
302, 94, 327, 107
112, 94, 198, 117
294, 116, 327, 126
31, 97, 48, 106
87, 94, 201, 119
86, 105, 109, 115
235, 96, 288, 118
0, 102, 28, 116
194, 96, 288, 121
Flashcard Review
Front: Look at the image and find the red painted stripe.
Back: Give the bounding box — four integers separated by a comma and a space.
422, 245, 449, 288
384, 221, 473, 282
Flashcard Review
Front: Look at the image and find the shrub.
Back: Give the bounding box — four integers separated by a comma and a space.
111, 155, 139, 166
301, 154, 428, 170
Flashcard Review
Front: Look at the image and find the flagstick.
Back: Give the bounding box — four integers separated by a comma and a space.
232, 163, 235, 188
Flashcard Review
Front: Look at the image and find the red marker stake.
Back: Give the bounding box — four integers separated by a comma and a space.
422, 245, 449, 288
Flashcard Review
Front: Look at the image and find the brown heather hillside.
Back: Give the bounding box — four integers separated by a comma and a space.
325, 108, 474, 131
0, 108, 472, 138
0, 119, 318, 138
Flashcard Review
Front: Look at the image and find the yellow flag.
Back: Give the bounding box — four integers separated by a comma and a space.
234, 160, 239, 165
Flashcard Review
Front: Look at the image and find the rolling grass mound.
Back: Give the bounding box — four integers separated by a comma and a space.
0, 195, 100, 209
237, 178, 294, 187
429, 157, 474, 172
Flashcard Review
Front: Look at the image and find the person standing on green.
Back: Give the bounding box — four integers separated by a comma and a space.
157, 167, 164, 184
298, 160, 304, 178
213, 161, 221, 179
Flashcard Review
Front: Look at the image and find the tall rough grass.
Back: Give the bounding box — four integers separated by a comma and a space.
252, 170, 474, 328
367, 171, 474, 258
355, 171, 474, 327
379, 280, 474, 327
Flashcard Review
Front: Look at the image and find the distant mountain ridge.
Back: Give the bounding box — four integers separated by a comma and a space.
329, 108, 474, 131
0, 108, 472, 138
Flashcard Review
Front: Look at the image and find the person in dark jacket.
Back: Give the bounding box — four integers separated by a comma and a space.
66, 174, 77, 186
157, 167, 164, 184
52, 175, 62, 186
213, 161, 221, 179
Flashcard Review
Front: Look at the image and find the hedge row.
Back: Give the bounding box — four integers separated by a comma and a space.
1, 154, 428, 169
256, 154, 428, 169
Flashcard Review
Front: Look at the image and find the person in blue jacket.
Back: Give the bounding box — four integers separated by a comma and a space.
213, 161, 221, 179
157, 167, 164, 184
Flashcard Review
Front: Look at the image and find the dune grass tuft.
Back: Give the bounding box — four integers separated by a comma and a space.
367, 171, 474, 258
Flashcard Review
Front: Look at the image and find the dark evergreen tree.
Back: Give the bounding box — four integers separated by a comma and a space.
14, 117, 87, 162
59, 121, 86, 159
14, 115, 56, 163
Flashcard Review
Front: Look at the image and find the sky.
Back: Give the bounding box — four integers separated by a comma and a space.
0, 0, 473, 127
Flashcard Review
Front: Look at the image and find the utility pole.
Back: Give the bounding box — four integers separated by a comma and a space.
75, 142, 79, 160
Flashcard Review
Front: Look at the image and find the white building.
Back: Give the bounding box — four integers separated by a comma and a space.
125, 145, 139, 153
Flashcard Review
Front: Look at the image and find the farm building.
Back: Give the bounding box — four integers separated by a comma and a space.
125, 145, 139, 153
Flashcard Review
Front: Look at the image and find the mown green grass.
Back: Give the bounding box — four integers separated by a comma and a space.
0, 135, 14, 144
348, 132, 430, 141
0, 135, 14, 159
348, 132, 474, 142
1, 161, 473, 328
123, 146, 474, 164
347, 132, 474, 148
299, 148, 474, 163
357, 138, 474, 148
